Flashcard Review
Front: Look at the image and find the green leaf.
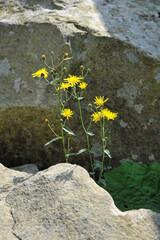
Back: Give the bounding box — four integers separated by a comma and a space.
97, 178, 107, 187
89, 172, 95, 176
104, 149, 112, 158
44, 136, 62, 146
49, 78, 59, 85
93, 163, 102, 170
63, 126, 76, 136
104, 161, 160, 213
107, 166, 112, 170
66, 148, 88, 156
77, 97, 84, 101
87, 131, 95, 136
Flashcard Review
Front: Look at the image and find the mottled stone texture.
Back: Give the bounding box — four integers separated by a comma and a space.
1, 163, 159, 240
0, 0, 160, 169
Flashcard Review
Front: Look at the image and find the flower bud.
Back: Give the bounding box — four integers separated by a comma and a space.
63, 67, 67, 72
51, 51, 54, 56
42, 54, 45, 60
64, 53, 68, 58
87, 68, 91, 73
88, 103, 92, 108
80, 65, 84, 71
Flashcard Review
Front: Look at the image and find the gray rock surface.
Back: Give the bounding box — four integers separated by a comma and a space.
0, 0, 160, 168
0, 163, 159, 240
0, 163, 37, 240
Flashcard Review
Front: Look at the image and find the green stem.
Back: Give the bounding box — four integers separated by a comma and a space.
58, 63, 68, 163
48, 123, 58, 137
99, 117, 106, 181
78, 99, 94, 174
108, 121, 112, 166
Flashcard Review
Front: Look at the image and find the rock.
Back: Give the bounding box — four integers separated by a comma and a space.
0, 163, 37, 240
11, 164, 39, 174
0, 163, 159, 240
0, 0, 160, 168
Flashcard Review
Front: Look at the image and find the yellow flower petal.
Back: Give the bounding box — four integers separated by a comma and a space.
64, 75, 83, 87
32, 68, 48, 78
79, 82, 88, 90
94, 96, 108, 108
92, 112, 102, 123
62, 109, 73, 120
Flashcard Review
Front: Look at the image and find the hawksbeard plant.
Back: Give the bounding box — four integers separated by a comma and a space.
32, 52, 118, 184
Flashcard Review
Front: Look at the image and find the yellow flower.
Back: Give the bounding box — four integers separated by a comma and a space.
79, 82, 88, 90
45, 118, 48, 122
58, 82, 70, 91
62, 109, 73, 120
42, 54, 45, 60
101, 108, 110, 118
92, 112, 102, 123
64, 74, 83, 87
65, 53, 68, 56
94, 96, 108, 108
102, 108, 118, 120
32, 68, 48, 78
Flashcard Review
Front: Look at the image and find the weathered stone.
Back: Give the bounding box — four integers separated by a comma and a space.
0, 0, 160, 169
11, 163, 39, 174
1, 163, 159, 240
0, 163, 36, 240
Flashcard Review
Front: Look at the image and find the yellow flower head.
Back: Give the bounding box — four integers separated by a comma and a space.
64, 74, 83, 87
65, 53, 68, 56
45, 118, 48, 122
42, 54, 45, 60
62, 109, 73, 120
58, 82, 70, 91
101, 108, 110, 118
94, 96, 108, 108
101, 108, 118, 120
79, 82, 88, 90
32, 68, 48, 78
92, 112, 102, 123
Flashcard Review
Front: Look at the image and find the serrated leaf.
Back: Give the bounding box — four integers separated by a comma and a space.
66, 148, 88, 156
63, 126, 76, 136
104, 149, 112, 158
87, 131, 95, 136
49, 78, 59, 85
44, 136, 62, 146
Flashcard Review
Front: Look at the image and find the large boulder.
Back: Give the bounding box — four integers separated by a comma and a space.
0, 163, 159, 240
0, 0, 160, 169
0, 163, 38, 240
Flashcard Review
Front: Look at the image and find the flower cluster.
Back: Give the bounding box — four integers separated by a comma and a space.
91, 96, 118, 122
59, 74, 87, 90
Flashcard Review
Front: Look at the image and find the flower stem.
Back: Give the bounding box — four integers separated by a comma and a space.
78, 98, 94, 175
98, 117, 106, 181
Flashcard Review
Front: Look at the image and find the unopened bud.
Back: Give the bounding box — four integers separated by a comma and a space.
51, 51, 54, 56
80, 65, 84, 71
88, 103, 92, 108
63, 67, 67, 72
87, 68, 91, 73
